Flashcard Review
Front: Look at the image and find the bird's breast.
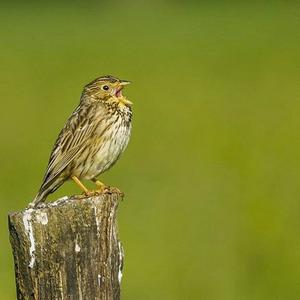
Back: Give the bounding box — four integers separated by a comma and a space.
83, 112, 131, 179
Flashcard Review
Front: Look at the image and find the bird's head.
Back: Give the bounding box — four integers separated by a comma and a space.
82, 75, 132, 106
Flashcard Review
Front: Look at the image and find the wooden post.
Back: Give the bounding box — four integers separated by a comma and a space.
8, 191, 124, 300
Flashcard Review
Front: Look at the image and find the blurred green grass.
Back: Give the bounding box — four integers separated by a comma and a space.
1, 1, 300, 299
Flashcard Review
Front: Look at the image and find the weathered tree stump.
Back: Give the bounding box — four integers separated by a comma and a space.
8, 192, 124, 300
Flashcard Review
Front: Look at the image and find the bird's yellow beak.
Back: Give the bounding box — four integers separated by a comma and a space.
119, 80, 131, 86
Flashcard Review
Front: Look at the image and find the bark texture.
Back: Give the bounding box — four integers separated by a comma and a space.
8, 192, 124, 300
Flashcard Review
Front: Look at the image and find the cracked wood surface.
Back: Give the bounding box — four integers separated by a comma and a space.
8, 192, 124, 300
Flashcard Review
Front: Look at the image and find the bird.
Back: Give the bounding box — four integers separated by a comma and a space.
29, 75, 132, 207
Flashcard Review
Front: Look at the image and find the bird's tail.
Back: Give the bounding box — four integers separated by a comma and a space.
29, 178, 64, 208
29, 190, 49, 208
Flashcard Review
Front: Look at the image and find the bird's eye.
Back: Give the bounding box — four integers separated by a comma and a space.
102, 85, 109, 91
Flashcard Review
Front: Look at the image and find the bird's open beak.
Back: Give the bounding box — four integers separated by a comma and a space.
115, 80, 132, 105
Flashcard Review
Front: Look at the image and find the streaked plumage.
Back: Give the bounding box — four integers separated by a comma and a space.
30, 75, 132, 207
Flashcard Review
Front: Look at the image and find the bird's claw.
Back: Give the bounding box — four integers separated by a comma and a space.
83, 186, 124, 197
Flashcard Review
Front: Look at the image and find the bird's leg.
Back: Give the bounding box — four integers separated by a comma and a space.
71, 176, 90, 194
91, 178, 106, 192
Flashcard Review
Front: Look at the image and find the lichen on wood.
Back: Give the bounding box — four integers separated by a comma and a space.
9, 191, 124, 300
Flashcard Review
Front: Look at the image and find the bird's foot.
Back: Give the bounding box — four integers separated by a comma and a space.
83, 190, 102, 197
90, 179, 110, 194
83, 185, 109, 197
107, 186, 124, 197
83, 186, 124, 197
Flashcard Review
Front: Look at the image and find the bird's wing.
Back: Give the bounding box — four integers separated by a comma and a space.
40, 105, 99, 189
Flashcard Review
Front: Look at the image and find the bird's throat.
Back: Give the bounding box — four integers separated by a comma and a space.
113, 96, 133, 107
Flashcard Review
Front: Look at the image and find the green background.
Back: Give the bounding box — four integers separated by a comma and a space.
1, 1, 300, 299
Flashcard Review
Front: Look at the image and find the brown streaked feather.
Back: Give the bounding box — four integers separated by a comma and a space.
40, 104, 101, 189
